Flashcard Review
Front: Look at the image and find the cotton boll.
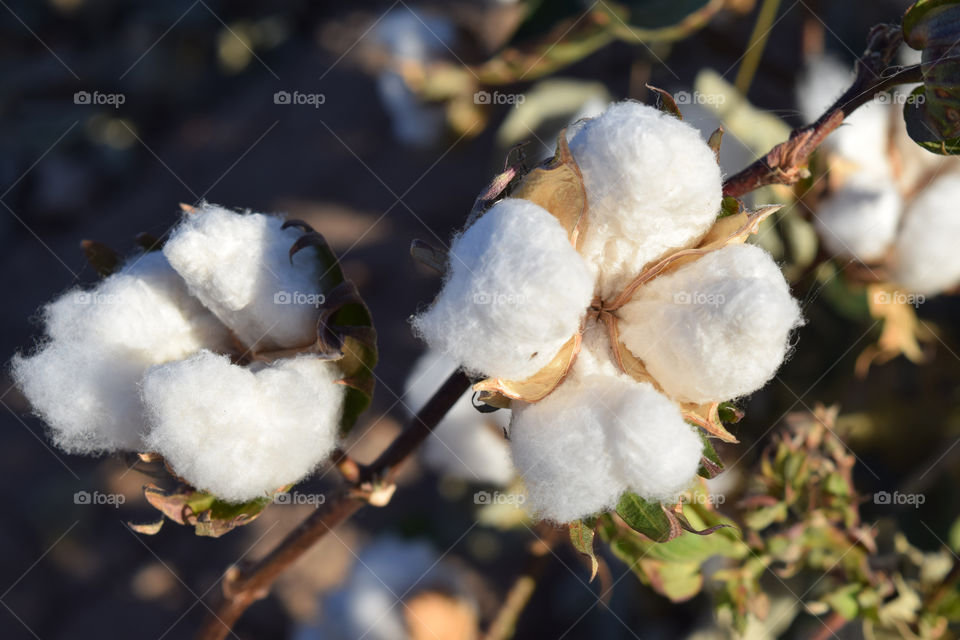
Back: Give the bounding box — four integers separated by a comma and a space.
891, 174, 960, 296
163, 203, 323, 352
600, 380, 703, 502
568, 101, 723, 298
814, 171, 903, 262
412, 198, 595, 381
618, 244, 802, 404
11, 252, 231, 454
405, 350, 513, 485
142, 352, 344, 502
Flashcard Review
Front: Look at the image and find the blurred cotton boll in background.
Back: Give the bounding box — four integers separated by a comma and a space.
404, 350, 514, 486
293, 537, 478, 640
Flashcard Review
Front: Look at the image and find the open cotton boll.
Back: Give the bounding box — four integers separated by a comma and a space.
163, 203, 323, 352
142, 352, 344, 502
404, 350, 513, 486
891, 174, 960, 296
568, 101, 722, 298
294, 537, 476, 640
412, 198, 595, 381
619, 244, 802, 405
11, 251, 231, 454
814, 171, 903, 262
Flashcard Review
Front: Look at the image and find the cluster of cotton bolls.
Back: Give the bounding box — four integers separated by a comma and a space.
404, 350, 513, 486
798, 54, 960, 297
293, 537, 477, 640
413, 101, 803, 523
12, 204, 346, 503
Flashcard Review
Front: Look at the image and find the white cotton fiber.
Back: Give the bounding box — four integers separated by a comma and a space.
163, 203, 323, 353
618, 244, 802, 405
891, 174, 960, 295
11, 251, 231, 454
798, 56, 893, 177
814, 171, 903, 262
294, 537, 473, 640
142, 352, 344, 502
568, 101, 723, 298
412, 198, 595, 381
404, 350, 513, 486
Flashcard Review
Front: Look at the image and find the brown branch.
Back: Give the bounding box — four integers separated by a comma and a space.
195, 370, 472, 640
723, 24, 923, 198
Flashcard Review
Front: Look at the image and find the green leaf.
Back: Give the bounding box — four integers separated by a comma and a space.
718, 196, 743, 219
569, 519, 600, 580
616, 492, 677, 541
697, 433, 724, 479
141, 484, 273, 538
903, 0, 960, 50
904, 86, 960, 154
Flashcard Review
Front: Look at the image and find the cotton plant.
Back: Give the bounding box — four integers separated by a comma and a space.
798, 53, 960, 368
412, 100, 803, 527
293, 536, 478, 640
11, 203, 376, 536
404, 350, 514, 486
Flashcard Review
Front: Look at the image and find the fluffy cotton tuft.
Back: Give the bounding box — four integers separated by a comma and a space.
814, 171, 903, 262
891, 174, 960, 295
163, 203, 323, 352
11, 252, 231, 453
509, 348, 702, 523
618, 244, 802, 405
568, 101, 723, 298
142, 352, 344, 502
294, 537, 474, 640
404, 350, 514, 486
412, 198, 595, 381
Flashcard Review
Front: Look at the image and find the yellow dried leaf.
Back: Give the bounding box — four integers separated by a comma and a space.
681, 402, 740, 443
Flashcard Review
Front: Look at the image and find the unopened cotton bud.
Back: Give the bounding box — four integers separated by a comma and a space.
814, 171, 903, 262
142, 352, 344, 502
568, 101, 723, 298
163, 203, 323, 352
891, 174, 960, 296
618, 244, 802, 404
412, 198, 595, 381
11, 251, 230, 453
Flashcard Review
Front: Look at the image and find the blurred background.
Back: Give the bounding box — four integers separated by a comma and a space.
2, 0, 958, 638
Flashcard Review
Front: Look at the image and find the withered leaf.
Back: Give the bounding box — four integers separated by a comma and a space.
473, 332, 581, 403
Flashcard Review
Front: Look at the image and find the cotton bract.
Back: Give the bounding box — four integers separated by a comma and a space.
143, 352, 344, 502
412, 197, 595, 381
404, 350, 513, 486
11, 251, 231, 453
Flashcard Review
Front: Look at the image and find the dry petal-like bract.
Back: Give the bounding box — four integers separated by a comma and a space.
814, 171, 904, 263
412, 198, 595, 381
143, 352, 344, 502
568, 101, 723, 298
11, 252, 231, 453
891, 174, 960, 296
163, 203, 324, 352
618, 244, 802, 405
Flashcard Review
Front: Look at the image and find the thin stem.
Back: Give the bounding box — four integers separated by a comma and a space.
195, 370, 472, 640
734, 0, 782, 95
